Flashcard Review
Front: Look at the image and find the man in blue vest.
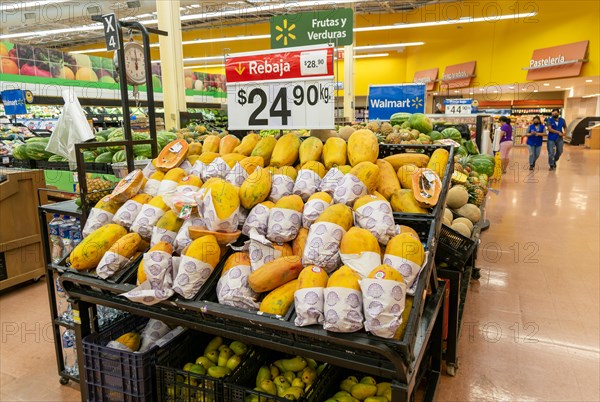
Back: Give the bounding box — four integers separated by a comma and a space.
545, 108, 566, 171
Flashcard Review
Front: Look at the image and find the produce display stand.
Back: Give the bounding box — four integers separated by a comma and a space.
436, 198, 487, 376
59, 270, 446, 402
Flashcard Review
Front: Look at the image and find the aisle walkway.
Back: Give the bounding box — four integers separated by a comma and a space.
436, 145, 600, 401
0, 147, 598, 402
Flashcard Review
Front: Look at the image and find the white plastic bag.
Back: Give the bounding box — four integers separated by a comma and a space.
45, 90, 95, 161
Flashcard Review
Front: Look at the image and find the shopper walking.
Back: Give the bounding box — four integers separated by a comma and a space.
526, 116, 545, 170
498, 116, 513, 174
545, 108, 567, 170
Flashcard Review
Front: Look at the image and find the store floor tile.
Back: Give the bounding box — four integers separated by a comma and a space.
0, 146, 598, 401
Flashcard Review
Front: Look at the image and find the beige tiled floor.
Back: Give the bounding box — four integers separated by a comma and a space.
0, 146, 598, 401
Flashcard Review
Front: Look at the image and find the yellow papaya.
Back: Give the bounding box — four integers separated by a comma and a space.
292, 227, 309, 257
188, 142, 203, 156
300, 161, 326, 178
259, 280, 298, 315
427, 148, 450, 179
251, 136, 278, 166
270, 134, 301, 167
221, 153, 246, 168
347, 129, 379, 166
70, 224, 128, 270
206, 179, 240, 219
198, 152, 220, 165
136, 260, 146, 285
297, 266, 329, 289
185, 235, 221, 268
150, 241, 172, 254
162, 168, 186, 183
353, 193, 386, 211
276, 166, 297, 181
266, 166, 278, 176
411, 168, 441, 208
149, 171, 165, 181
375, 159, 400, 199
203, 135, 221, 153
249, 256, 303, 293
385, 233, 425, 266
397, 164, 418, 189
339, 227, 381, 255
261, 200, 275, 209
187, 155, 200, 165
274, 194, 304, 212
177, 175, 202, 188
390, 189, 428, 214
337, 165, 352, 174
107, 232, 142, 259
323, 137, 347, 168
384, 153, 429, 171
156, 210, 184, 233
273, 242, 293, 258
349, 161, 380, 193
398, 225, 420, 239
327, 265, 360, 290
307, 192, 332, 204
94, 196, 123, 214
115, 332, 141, 352
148, 195, 170, 211
239, 156, 264, 175
368, 264, 404, 282
299, 137, 323, 165
219, 135, 241, 155
240, 167, 272, 209
234, 133, 261, 156
131, 193, 153, 205
394, 296, 413, 340
222, 252, 251, 276
314, 203, 353, 231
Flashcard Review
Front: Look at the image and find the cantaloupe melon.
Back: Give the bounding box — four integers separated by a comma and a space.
446, 185, 469, 209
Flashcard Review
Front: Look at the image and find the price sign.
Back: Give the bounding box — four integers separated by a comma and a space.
101, 13, 121, 51
444, 99, 474, 115
226, 45, 334, 130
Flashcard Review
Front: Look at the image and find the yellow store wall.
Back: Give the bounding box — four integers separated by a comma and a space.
71, 1, 599, 96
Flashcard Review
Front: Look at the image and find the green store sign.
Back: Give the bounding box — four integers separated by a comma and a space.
270, 8, 353, 48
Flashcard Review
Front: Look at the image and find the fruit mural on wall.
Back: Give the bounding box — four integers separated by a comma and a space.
0, 41, 225, 96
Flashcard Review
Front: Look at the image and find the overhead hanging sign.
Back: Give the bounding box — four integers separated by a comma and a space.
368, 84, 426, 121
270, 8, 353, 49
1, 90, 28, 115
525, 40, 589, 80
226, 45, 335, 130
413, 68, 438, 91
441, 61, 476, 89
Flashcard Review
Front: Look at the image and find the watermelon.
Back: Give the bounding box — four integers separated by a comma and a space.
25, 137, 50, 144
112, 150, 126, 163
108, 128, 124, 140
390, 112, 412, 126
158, 131, 177, 142
456, 146, 469, 157
400, 121, 411, 130
407, 113, 433, 134
107, 137, 125, 152
428, 131, 443, 141
25, 143, 53, 160
82, 151, 96, 162
441, 128, 462, 142
135, 155, 149, 160
465, 139, 479, 155
95, 152, 114, 163
157, 133, 169, 149
48, 155, 68, 162
467, 155, 495, 176
12, 144, 29, 160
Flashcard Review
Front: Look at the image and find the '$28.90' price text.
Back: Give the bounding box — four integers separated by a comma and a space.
236, 83, 331, 126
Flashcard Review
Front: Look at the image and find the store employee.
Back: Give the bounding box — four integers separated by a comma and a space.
526, 116, 545, 170
545, 108, 566, 171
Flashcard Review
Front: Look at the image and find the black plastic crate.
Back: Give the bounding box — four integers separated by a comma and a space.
223, 350, 333, 402
83, 315, 184, 402
11, 159, 36, 169
318, 367, 392, 402
155, 331, 252, 402
435, 224, 478, 270
53, 251, 144, 285
200, 236, 295, 321
378, 143, 455, 237
36, 160, 70, 171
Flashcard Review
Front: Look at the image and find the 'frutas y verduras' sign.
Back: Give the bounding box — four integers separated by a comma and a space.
270, 8, 353, 49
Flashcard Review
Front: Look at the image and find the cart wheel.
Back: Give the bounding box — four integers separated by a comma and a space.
472, 268, 481, 280
446, 364, 456, 377
59, 376, 69, 385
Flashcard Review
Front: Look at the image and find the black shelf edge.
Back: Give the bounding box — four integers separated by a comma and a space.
59, 369, 79, 383
39, 200, 82, 217
53, 317, 75, 330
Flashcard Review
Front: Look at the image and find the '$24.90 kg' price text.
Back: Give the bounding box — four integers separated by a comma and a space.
237, 83, 331, 126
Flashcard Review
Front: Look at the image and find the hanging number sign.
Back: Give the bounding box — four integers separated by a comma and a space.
102, 13, 121, 51
226, 45, 335, 130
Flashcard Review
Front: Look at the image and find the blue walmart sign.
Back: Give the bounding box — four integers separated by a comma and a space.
368, 84, 426, 121
1, 90, 27, 115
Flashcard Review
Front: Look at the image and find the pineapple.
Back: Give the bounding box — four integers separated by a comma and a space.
380, 122, 393, 136
386, 132, 402, 144
366, 121, 380, 133
465, 181, 485, 206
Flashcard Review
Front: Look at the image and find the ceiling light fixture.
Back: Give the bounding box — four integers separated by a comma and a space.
353, 53, 389, 59
0, 24, 103, 40
533, 90, 539, 92
543, 83, 550, 86
585, 79, 593, 83
508, 86, 514, 89
354, 42, 425, 51
555, 86, 561, 89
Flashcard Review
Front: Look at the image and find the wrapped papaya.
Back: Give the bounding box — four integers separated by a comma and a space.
292, 161, 326, 202
130, 195, 170, 239
172, 235, 220, 299
157, 168, 186, 195
201, 179, 241, 233
173, 213, 205, 254
266, 195, 303, 243
294, 266, 329, 327
141, 171, 163, 196
302, 192, 332, 229
150, 210, 184, 247
268, 166, 295, 203
360, 264, 407, 339
97, 233, 143, 279
82, 196, 124, 238
242, 200, 274, 237
112, 193, 153, 229
175, 175, 202, 195
338, 227, 382, 278
333, 161, 380, 207
216, 252, 259, 311
322, 266, 363, 333
383, 233, 426, 295
353, 194, 396, 245
201, 156, 230, 182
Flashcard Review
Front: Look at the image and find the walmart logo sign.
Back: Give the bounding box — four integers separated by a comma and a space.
368, 84, 426, 121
